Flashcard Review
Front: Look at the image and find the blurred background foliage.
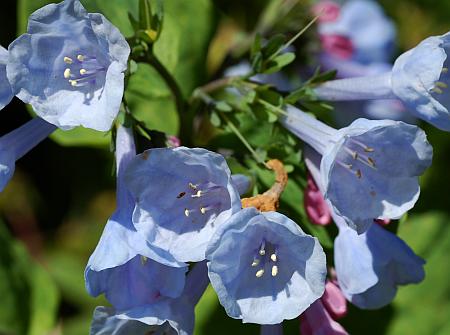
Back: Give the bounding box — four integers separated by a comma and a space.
0, 0, 449, 334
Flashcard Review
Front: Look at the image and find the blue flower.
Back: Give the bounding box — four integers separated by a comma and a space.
85, 125, 187, 311
318, 0, 396, 65
304, 146, 425, 309
206, 207, 326, 324
7, 0, 130, 131
0, 46, 13, 110
314, 32, 450, 131
90, 261, 210, 335
334, 222, 425, 309
391, 32, 450, 131
0, 117, 56, 192
281, 106, 432, 233
124, 147, 242, 263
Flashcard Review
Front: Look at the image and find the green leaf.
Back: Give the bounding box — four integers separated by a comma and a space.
261, 34, 286, 59
0, 221, 59, 335
263, 52, 295, 74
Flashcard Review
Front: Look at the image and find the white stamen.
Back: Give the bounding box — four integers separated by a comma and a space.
271, 265, 278, 277
69, 80, 78, 87
270, 253, 277, 262
191, 190, 203, 198
80, 68, 88, 75
200, 207, 207, 214
140, 256, 148, 265
364, 147, 374, 153
255, 269, 265, 278
356, 169, 362, 179
64, 68, 71, 79
77, 54, 85, 62
188, 183, 197, 190
184, 209, 190, 217
251, 259, 260, 267
367, 157, 376, 167
259, 249, 265, 256
64, 56, 73, 64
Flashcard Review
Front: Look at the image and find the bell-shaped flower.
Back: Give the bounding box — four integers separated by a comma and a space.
0, 46, 13, 110
304, 147, 426, 309
1, 117, 56, 192
281, 106, 432, 233
124, 147, 241, 263
7, 0, 130, 131
314, 32, 450, 131
90, 261, 210, 335
334, 220, 425, 309
85, 125, 187, 311
206, 207, 326, 324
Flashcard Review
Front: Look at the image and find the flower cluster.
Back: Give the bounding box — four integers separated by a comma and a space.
2, 0, 447, 334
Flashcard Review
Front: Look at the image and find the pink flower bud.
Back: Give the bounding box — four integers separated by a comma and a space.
304, 173, 332, 226
322, 281, 347, 319
300, 300, 348, 335
320, 34, 354, 60
312, 1, 341, 23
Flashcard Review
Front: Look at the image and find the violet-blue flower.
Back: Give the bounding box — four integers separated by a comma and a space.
280, 106, 432, 233
85, 125, 187, 311
206, 207, 326, 324
304, 145, 425, 309
7, 0, 130, 131
0, 117, 56, 192
334, 222, 425, 309
124, 147, 241, 263
314, 32, 450, 131
90, 261, 210, 335
0, 46, 13, 110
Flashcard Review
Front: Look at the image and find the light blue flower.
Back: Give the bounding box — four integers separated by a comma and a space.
124, 147, 242, 263
7, 0, 130, 131
85, 125, 187, 311
90, 261, 210, 335
314, 32, 450, 131
281, 106, 432, 233
0, 46, 13, 110
391, 32, 450, 131
305, 145, 426, 309
231, 174, 251, 196
318, 0, 396, 64
0, 117, 56, 192
334, 222, 425, 309
206, 207, 326, 324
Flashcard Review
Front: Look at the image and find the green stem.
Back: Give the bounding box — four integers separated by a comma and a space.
219, 111, 268, 168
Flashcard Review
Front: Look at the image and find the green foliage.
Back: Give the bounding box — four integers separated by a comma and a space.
0, 222, 59, 335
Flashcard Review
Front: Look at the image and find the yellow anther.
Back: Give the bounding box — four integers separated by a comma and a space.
140, 256, 148, 265
436, 81, 448, 89
356, 169, 362, 179
442, 67, 449, 73
352, 152, 359, 160
255, 269, 265, 278
251, 259, 260, 267
200, 207, 207, 214
63, 56, 73, 64
432, 87, 444, 94
259, 249, 266, 256
64, 68, 71, 79
80, 69, 88, 75
367, 157, 376, 167
271, 265, 278, 277
184, 209, 190, 217
270, 253, 277, 262
77, 54, 85, 61
364, 147, 374, 152
192, 190, 203, 198
69, 80, 77, 87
